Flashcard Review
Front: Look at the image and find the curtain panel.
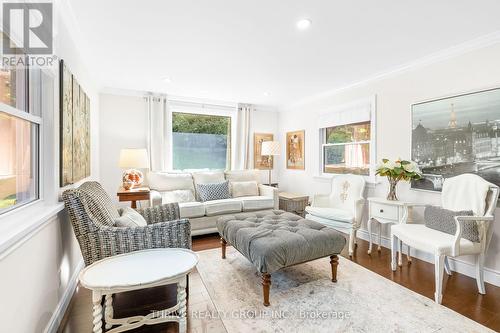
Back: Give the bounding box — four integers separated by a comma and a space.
146, 95, 171, 171
235, 104, 252, 170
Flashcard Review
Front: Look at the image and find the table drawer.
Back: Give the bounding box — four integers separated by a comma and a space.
370, 202, 399, 221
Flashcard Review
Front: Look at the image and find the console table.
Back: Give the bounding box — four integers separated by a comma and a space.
367, 197, 419, 266
79, 248, 198, 333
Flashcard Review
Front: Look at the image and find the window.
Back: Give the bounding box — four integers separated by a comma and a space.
322, 121, 371, 175
0, 33, 41, 214
172, 112, 231, 170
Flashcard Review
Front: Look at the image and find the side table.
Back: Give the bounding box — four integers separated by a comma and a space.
117, 186, 150, 208
279, 192, 310, 217
367, 197, 420, 266
79, 248, 198, 333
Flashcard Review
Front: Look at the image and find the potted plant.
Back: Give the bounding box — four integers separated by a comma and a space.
376, 159, 422, 201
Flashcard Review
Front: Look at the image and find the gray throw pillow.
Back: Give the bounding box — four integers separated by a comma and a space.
114, 207, 148, 228
196, 180, 230, 202
424, 206, 479, 242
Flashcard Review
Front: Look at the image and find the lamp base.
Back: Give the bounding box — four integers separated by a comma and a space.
122, 169, 144, 189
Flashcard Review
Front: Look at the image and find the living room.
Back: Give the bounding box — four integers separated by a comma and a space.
2, 1, 500, 332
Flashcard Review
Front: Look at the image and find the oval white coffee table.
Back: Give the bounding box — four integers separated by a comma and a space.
79, 248, 198, 333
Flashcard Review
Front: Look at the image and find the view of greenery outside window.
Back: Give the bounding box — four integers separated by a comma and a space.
323, 121, 371, 175
172, 112, 231, 170
0, 32, 40, 214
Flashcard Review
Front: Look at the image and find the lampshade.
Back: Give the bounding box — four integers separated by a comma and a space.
118, 148, 150, 169
261, 141, 280, 156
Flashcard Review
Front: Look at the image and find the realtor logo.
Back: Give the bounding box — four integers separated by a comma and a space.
2, 2, 53, 54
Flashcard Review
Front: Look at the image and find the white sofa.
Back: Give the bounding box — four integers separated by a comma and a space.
148, 170, 279, 235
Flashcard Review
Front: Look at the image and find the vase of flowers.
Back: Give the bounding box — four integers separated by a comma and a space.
376, 159, 422, 201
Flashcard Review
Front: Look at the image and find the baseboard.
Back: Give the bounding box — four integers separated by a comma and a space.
44, 259, 84, 333
355, 229, 500, 287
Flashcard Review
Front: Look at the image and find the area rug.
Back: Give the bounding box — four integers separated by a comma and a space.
195, 247, 491, 333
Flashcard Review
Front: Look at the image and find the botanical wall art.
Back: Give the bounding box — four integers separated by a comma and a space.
411, 87, 500, 191
286, 130, 305, 170
60, 60, 91, 186
254, 133, 274, 169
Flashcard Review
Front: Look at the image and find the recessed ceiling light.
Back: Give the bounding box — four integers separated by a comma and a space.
162, 77, 172, 83
263, 92, 271, 97
296, 18, 312, 30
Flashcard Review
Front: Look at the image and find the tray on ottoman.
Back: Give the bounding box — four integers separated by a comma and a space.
217, 210, 346, 306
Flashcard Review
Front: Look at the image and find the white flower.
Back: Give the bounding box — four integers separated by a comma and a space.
378, 160, 397, 170
403, 161, 422, 174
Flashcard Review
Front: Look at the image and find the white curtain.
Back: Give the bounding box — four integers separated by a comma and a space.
146, 95, 171, 172
235, 104, 252, 170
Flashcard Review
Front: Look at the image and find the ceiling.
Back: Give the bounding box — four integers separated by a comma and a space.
67, 0, 500, 107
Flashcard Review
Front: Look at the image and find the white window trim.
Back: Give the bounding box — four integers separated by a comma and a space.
168, 99, 238, 170
316, 95, 377, 183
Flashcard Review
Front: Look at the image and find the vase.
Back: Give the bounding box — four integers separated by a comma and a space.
387, 178, 399, 201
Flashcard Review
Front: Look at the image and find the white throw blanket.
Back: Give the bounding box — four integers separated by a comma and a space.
441, 174, 490, 216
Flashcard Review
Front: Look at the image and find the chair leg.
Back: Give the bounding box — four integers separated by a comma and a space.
476, 253, 486, 294
390, 233, 398, 271
348, 228, 355, 257
444, 256, 452, 276
353, 229, 358, 247
330, 255, 339, 282
220, 237, 227, 259
434, 254, 445, 304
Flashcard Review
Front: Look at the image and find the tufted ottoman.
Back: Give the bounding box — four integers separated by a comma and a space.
217, 210, 346, 306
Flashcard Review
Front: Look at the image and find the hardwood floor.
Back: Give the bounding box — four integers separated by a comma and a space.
58, 233, 500, 332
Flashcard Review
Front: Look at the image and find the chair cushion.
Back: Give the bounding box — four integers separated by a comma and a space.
305, 206, 354, 223
115, 207, 148, 227
391, 224, 481, 256
77, 182, 120, 227
196, 180, 231, 202
204, 198, 242, 216
424, 206, 478, 242
238, 196, 274, 211
231, 181, 259, 198
178, 201, 205, 218
161, 190, 195, 204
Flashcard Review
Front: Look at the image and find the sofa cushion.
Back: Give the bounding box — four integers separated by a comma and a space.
148, 172, 194, 192
305, 206, 353, 223
231, 181, 259, 198
424, 205, 478, 242
192, 171, 225, 185
225, 169, 260, 183
238, 196, 274, 211
196, 181, 231, 202
204, 198, 242, 216
161, 190, 195, 204
179, 201, 206, 218
115, 207, 148, 227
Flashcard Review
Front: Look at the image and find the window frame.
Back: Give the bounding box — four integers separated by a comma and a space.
0, 48, 43, 216
317, 96, 377, 182
168, 100, 237, 170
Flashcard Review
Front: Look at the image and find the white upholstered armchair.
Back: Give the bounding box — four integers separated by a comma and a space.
305, 174, 366, 256
391, 174, 499, 304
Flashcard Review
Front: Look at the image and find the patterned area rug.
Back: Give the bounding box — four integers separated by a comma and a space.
196, 247, 491, 333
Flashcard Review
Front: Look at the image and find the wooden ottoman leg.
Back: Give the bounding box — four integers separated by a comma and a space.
330, 255, 339, 282
262, 273, 271, 307
221, 237, 227, 259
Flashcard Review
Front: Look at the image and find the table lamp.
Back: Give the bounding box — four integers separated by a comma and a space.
118, 148, 149, 189
261, 141, 280, 186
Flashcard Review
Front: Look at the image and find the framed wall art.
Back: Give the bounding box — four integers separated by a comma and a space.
286, 130, 305, 170
254, 133, 274, 169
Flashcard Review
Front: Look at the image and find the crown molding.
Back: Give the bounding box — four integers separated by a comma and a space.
284, 30, 500, 110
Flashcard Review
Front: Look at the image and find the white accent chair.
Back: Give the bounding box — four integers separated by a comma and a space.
391, 174, 499, 304
305, 174, 366, 256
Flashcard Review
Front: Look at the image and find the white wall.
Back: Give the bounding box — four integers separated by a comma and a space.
0, 1, 100, 331
277, 42, 500, 284
99, 93, 280, 202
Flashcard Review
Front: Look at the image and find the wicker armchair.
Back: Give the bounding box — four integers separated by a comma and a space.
62, 181, 191, 266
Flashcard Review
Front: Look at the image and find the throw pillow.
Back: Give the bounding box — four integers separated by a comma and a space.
114, 207, 148, 228
196, 180, 230, 202
161, 190, 195, 204
424, 206, 478, 242
231, 181, 259, 198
